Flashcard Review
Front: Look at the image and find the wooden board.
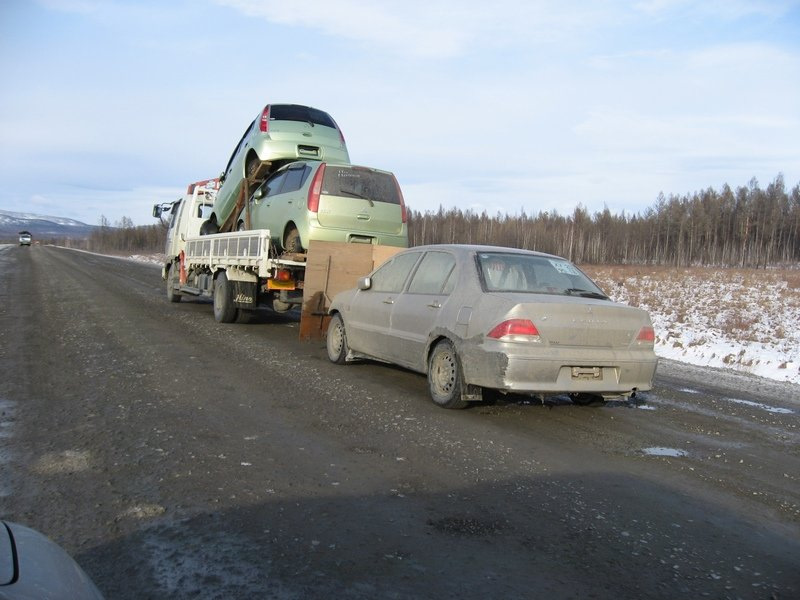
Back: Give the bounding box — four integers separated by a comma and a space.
299, 241, 404, 341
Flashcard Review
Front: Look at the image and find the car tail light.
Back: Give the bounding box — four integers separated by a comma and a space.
259, 105, 271, 133
307, 163, 326, 213
487, 319, 541, 342
636, 326, 655, 345
394, 176, 407, 223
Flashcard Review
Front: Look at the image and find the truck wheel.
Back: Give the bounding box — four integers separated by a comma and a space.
213, 272, 237, 323
284, 228, 303, 253
166, 262, 182, 303
326, 313, 349, 364
427, 340, 469, 409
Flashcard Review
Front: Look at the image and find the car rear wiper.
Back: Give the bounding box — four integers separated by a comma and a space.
341, 189, 374, 206
565, 288, 609, 300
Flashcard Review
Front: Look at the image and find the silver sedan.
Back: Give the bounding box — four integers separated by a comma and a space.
327, 245, 658, 408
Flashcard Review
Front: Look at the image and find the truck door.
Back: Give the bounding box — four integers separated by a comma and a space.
165, 200, 183, 256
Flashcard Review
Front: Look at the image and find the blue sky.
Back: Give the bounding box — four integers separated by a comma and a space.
1, 0, 798, 226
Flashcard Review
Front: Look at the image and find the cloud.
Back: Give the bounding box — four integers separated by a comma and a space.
213, 0, 619, 58
633, 0, 795, 20
214, 0, 468, 58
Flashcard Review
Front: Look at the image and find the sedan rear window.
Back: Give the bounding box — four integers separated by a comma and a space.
269, 104, 337, 129
322, 167, 401, 205
477, 252, 607, 298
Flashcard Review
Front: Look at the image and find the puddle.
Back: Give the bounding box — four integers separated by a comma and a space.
642, 447, 688, 457
724, 398, 794, 415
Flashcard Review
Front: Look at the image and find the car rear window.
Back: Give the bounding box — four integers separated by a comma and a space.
270, 105, 337, 129
321, 167, 401, 205
476, 252, 607, 297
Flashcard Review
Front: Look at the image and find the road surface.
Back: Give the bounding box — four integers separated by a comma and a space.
1, 245, 798, 599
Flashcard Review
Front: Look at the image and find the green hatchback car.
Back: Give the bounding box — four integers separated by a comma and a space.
206, 104, 350, 233
237, 161, 408, 252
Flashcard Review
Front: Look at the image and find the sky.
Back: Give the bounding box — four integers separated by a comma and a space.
1, 0, 799, 227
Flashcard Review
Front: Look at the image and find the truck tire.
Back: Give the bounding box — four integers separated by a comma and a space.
213, 272, 238, 323
166, 262, 182, 303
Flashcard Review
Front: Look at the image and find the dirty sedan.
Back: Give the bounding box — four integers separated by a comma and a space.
326, 245, 657, 408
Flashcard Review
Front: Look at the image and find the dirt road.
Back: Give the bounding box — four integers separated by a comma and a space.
1, 245, 798, 599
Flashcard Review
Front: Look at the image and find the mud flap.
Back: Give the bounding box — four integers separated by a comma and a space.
231, 280, 257, 309
462, 383, 484, 402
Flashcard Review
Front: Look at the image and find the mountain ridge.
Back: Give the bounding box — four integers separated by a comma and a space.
0, 209, 97, 239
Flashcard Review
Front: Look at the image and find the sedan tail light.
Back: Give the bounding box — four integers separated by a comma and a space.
307, 163, 327, 213
636, 326, 655, 345
259, 105, 271, 132
487, 319, 541, 342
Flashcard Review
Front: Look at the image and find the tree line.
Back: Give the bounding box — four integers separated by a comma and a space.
408, 174, 800, 267
56, 173, 799, 267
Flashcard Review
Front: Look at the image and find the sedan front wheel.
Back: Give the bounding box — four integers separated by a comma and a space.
326, 313, 349, 364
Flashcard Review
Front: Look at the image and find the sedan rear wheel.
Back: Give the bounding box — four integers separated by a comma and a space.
326, 313, 349, 364
428, 340, 468, 409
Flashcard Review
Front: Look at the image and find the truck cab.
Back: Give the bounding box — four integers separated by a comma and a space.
154, 179, 219, 260
18, 231, 32, 246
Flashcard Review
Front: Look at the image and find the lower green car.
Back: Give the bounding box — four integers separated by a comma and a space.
237, 161, 408, 252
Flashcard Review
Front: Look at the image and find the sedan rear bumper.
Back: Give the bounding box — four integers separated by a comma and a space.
463, 343, 658, 397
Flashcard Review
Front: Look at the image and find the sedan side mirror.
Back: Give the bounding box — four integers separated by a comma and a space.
357, 276, 372, 291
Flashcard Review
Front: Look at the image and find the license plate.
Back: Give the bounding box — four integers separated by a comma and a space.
571, 366, 602, 380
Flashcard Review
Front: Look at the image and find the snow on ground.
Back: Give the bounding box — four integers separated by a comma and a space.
123, 253, 799, 386
585, 266, 800, 385
128, 254, 166, 266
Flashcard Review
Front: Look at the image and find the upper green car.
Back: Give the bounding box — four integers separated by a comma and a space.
236, 160, 408, 252
206, 104, 350, 233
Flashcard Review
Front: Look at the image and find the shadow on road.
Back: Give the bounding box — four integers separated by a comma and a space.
78, 473, 800, 600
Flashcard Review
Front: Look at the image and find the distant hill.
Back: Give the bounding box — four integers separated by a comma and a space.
0, 209, 97, 240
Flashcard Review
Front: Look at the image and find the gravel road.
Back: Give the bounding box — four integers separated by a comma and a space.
1, 244, 798, 599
